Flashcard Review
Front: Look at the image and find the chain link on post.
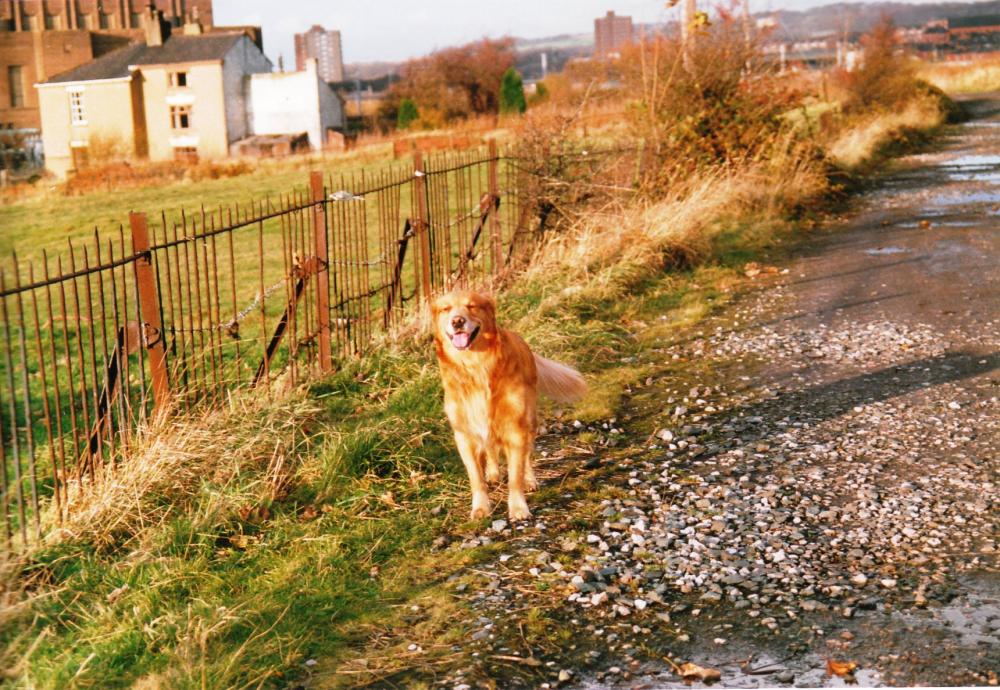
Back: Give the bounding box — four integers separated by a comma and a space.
413, 152, 433, 303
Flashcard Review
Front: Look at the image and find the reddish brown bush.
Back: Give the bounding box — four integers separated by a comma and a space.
380, 38, 515, 129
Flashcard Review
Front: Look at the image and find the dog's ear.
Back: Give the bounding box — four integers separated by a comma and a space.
430, 294, 448, 316
479, 293, 497, 315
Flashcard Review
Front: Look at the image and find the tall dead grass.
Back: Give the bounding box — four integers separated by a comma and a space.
48, 394, 321, 550
826, 94, 947, 169
521, 150, 827, 303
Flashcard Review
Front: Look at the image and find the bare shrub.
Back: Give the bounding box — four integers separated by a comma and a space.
617, 10, 799, 186
63, 158, 255, 195
837, 16, 920, 113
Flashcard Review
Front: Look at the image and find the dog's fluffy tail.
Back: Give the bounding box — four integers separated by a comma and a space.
534, 354, 587, 403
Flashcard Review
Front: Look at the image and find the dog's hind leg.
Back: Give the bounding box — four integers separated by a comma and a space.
455, 431, 491, 519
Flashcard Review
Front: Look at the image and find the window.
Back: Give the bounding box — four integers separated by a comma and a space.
8, 66, 24, 108
0, 18, 15, 32
173, 147, 198, 164
98, 12, 110, 29
79, 13, 93, 29
169, 71, 188, 88
69, 90, 86, 125
170, 105, 191, 129
44, 13, 58, 30
129, 12, 141, 28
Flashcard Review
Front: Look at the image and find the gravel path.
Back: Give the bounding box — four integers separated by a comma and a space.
415, 103, 1000, 689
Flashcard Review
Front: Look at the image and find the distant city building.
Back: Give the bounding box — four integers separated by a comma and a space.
294, 25, 343, 82
896, 14, 1000, 52
594, 10, 633, 58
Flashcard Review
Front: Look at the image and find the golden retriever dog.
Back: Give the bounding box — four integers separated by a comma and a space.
431, 291, 587, 521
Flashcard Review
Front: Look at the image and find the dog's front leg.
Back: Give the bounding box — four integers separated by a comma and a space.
483, 444, 501, 485
454, 431, 491, 519
505, 442, 532, 521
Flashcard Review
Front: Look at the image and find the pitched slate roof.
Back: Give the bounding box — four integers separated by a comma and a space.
44, 33, 245, 84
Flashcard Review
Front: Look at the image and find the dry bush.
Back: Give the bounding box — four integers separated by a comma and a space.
63, 158, 254, 195
835, 16, 921, 113
511, 95, 640, 239
617, 12, 800, 186
380, 38, 516, 130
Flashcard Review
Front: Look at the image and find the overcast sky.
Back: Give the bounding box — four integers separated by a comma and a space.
214, 0, 985, 66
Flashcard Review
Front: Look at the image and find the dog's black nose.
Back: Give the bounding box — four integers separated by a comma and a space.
451, 315, 466, 329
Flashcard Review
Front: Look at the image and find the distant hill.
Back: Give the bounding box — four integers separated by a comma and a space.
344, 0, 1000, 82
762, 1, 1000, 39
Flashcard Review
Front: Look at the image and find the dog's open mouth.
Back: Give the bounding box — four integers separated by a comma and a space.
449, 326, 480, 350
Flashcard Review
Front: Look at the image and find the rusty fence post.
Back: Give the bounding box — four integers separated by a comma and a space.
413, 152, 433, 302
487, 140, 503, 274
310, 171, 333, 373
128, 212, 171, 417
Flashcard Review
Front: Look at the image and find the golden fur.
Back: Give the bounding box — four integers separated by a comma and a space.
431, 291, 587, 521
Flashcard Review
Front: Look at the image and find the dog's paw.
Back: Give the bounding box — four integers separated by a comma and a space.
508, 496, 532, 522
525, 473, 539, 492
470, 494, 492, 520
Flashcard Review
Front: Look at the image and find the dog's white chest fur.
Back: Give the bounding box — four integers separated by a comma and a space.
444, 375, 492, 445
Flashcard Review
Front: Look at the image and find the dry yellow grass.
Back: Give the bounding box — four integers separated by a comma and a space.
521, 151, 827, 301
920, 59, 1000, 94
48, 393, 321, 550
826, 96, 946, 170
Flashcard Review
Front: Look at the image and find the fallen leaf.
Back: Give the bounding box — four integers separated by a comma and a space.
380, 492, 400, 508
827, 659, 858, 677
299, 505, 319, 521
677, 662, 722, 682
229, 534, 250, 550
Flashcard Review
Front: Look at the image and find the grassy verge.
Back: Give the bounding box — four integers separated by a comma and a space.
0, 90, 953, 689
920, 58, 1000, 95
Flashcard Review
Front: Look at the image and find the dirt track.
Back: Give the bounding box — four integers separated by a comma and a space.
376, 100, 1000, 690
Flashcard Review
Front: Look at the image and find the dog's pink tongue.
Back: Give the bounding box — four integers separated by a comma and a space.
451, 332, 471, 349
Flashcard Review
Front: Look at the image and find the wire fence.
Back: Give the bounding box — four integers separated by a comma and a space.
0, 142, 556, 554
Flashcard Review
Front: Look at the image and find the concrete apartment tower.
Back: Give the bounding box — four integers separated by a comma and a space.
594, 10, 634, 58
294, 25, 343, 82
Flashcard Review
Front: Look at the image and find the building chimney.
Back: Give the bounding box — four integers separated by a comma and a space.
183, 7, 204, 36
143, 4, 168, 47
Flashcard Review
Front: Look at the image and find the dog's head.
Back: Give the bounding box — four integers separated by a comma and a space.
431, 291, 497, 353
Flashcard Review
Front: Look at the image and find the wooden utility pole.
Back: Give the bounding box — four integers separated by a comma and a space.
682, 0, 697, 70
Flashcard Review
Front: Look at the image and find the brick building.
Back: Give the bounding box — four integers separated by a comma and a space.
294, 25, 343, 82
1, 0, 215, 130
594, 10, 633, 59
